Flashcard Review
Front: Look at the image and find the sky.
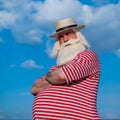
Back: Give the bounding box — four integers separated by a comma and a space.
0, 0, 120, 119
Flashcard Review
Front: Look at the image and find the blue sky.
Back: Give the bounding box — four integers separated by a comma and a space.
0, 0, 120, 119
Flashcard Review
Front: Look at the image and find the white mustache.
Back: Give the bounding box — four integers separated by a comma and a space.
58, 38, 80, 51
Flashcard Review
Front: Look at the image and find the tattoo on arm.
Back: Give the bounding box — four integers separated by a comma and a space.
46, 72, 52, 78
45, 68, 66, 85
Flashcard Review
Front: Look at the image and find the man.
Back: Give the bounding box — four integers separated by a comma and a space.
31, 18, 101, 120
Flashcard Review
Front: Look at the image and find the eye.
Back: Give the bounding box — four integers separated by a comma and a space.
66, 32, 73, 36
58, 35, 63, 39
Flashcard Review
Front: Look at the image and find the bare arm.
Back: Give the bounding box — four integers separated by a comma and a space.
31, 77, 52, 96
31, 68, 66, 96
45, 68, 66, 85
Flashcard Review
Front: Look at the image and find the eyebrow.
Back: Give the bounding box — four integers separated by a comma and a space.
59, 31, 74, 36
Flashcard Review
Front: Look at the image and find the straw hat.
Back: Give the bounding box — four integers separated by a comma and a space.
49, 18, 85, 38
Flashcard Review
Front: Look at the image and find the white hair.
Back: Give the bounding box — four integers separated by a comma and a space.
73, 29, 90, 49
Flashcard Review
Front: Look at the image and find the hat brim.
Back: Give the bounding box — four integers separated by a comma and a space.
49, 25, 85, 38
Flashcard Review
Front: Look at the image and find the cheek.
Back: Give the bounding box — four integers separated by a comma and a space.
73, 34, 77, 39
59, 39, 64, 44
70, 34, 77, 39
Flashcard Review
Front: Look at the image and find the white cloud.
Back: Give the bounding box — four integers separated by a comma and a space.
0, 0, 120, 54
85, 3, 120, 53
20, 59, 44, 69
27, 29, 42, 43
9, 64, 15, 68
0, 38, 4, 43
114, 48, 120, 58
32, 0, 83, 23
45, 39, 54, 57
12, 27, 43, 44
0, 0, 42, 44
0, 10, 18, 29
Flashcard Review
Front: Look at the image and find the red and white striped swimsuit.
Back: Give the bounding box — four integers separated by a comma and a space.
32, 50, 101, 120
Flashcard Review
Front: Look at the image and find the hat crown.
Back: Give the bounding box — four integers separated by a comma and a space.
49, 18, 85, 38
55, 18, 77, 31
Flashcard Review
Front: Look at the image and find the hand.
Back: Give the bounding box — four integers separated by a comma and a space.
31, 77, 52, 96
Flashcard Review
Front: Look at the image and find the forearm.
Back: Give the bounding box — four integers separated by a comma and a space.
31, 77, 51, 96
31, 67, 66, 96
45, 68, 66, 85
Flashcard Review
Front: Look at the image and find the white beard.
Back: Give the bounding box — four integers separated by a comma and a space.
51, 31, 90, 66
57, 41, 86, 66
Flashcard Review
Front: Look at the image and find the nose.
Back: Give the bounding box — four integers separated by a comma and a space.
64, 35, 69, 42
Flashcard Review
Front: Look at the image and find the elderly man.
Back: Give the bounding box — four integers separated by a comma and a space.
31, 18, 101, 120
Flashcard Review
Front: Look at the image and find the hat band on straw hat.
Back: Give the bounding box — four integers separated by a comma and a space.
56, 24, 77, 32
49, 18, 85, 38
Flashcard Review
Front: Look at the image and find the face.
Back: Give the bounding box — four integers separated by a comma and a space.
52, 31, 88, 66
58, 29, 77, 45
